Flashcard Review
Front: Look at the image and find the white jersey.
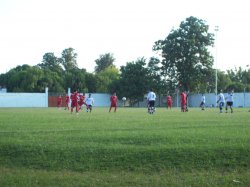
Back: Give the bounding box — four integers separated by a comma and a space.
85, 97, 94, 105
147, 91, 156, 101
226, 92, 234, 102
201, 95, 205, 103
218, 93, 225, 103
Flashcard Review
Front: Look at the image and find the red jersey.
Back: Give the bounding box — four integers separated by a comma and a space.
167, 96, 172, 102
181, 92, 187, 103
57, 96, 62, 106
65, 95, 70, 104
79, 95, 86, 105
110, 95, 118, 106
70, 92, 78, 107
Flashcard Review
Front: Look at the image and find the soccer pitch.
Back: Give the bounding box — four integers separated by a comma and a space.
0, 107, 249, 186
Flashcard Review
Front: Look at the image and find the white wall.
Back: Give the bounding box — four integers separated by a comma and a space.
185, 92, 250, 108
1, 90, 249, 108
134, 92, 250, 108
85, 93, 111, 107
0, 88, 48, 107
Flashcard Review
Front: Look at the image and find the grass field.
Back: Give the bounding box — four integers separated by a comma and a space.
0, 107, 249, 186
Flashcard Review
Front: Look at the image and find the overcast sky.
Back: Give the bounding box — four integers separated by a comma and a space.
0, 0, 249, 74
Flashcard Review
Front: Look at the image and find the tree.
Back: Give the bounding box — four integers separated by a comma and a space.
147, 57, 166, 94
217, 70, 232, 92
94, 53, 115, 73
226, 67, 250, 92
95, 66, 120, 93
153, 16, 214, 92
64, 68, 87, 92
38, 52, 63, 74
85, 73, 98, 93
3, 65, 48, 92
118, 58, 149, 105
60, 48, 78, 71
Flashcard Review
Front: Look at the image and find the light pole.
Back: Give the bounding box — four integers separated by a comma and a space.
244, 64, 249, 107
215, 26, 219, 106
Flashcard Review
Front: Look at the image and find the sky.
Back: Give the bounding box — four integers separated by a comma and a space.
0, 0, 249, 74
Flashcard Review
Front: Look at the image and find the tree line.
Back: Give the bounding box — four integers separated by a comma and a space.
0, 16, 249, 105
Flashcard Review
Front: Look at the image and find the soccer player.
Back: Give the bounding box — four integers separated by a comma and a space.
78, 93, 86, 110
70, 90, 79, 114
64, 94, 70, 110
85, 93, 94, 113
166, 94, 173, 110
217, 90, 225, 113
147, 88, 156, 114
181, 91, 187, 112
57, 95, 62, 109
200, 93, 206, 110
225, 90, 234, 113
109, 92, 118, 112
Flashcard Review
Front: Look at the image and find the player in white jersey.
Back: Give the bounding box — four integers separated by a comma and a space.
217, 90, 225, 113
147, 89, 156, 114
200, 94, 206, 110
85, 93, 94, 113
225, 90, 234, 113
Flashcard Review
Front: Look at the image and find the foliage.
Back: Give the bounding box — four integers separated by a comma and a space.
95, 53, 115, 73
63, 68, 87, 93
60, 48, 78, 71
147, 57, 167, 94
227, 67, 250, 92
95, 66, 120, 93
153, 16, 214, 92
117, 58, 150, 105
38, 52, 63, 75
2, 65, 46, 92
85, 73, 98, 93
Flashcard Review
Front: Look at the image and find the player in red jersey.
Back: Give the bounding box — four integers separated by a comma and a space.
109, 92, 118, 112
181, 91, 187, 112
57, 95, 62, 109
166, 94, 173, 110
71, 90, 79, 114
78, 93, 86, 110
64, 94, 70, 110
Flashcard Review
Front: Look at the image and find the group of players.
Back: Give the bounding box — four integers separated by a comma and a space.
146, 89, 187, 114
147, 89, 235, 114
57, 91, 118, 114
57, 89, 235, 115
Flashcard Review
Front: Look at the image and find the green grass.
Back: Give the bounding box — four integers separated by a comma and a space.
0, 107, 249, 186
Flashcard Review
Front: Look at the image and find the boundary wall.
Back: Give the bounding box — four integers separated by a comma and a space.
135, 92, 250, 108
1, 89, 249, 108
0, 88, 48, 107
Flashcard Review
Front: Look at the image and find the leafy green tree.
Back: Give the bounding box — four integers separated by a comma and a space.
60, 48, 78, 71
85, 73, 98, 93
118, 58, 149, 105
3, 65, 47, 92
147, 57, 166, 94
217, 70, 232, 92
153, 16, 214, 92
96, 66, 120, 93
95, 53, 115, 73
38, 53, 63, 74
64, 68, 87, 92
225, 67, 250, 92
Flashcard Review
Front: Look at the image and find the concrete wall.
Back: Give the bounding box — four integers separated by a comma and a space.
1, 90, 249, 108
85, 93, 111, 107
134, 92, 250, 108
0, 88, 48, 107
188, 92, 250, 108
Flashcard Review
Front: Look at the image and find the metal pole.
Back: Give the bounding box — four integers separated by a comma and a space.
215, 26, 219, 106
